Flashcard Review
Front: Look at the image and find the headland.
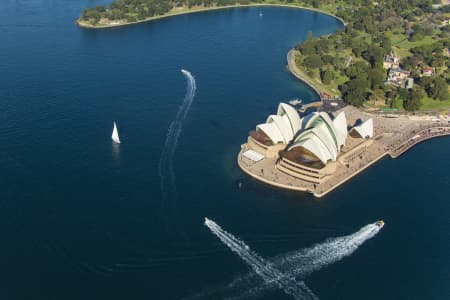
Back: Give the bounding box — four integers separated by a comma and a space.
235, 0, 450, 197
238, 104, 450, 198
239, 46, 450, 197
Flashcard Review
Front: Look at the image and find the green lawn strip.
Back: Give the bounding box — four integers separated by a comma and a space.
420, 95, 450, 112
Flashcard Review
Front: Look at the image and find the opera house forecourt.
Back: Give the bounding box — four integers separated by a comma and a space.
238, 103, 450, 197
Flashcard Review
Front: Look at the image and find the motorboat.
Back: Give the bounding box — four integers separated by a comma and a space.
375, 220, 384, 228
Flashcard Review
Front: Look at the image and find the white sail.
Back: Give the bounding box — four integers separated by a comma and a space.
112, 121, 120, 144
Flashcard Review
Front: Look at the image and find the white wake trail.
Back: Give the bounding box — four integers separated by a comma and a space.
159, 69, 196, 197
228, 223, 382, 299
204, 218, 318, 300
187, 222, 382, 300
276, 223, 381, 277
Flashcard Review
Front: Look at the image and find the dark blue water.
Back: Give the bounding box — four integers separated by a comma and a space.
1, 1, 449, 299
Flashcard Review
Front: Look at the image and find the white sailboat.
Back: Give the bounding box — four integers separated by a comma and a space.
259, 11, 263, 17
112, 121, 121, 144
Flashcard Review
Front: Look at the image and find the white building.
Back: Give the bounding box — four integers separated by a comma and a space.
284, 111, 348, 165
253, 103, 302, 145
350, 118, 374, 139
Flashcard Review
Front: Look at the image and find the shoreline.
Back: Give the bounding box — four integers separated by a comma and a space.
287, 49, 324, 101
76, 3, 345, 29
77, 3, 450, 198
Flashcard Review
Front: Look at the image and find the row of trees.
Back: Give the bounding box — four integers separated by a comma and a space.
81, 0, 175, 23
80, 0, 269, 24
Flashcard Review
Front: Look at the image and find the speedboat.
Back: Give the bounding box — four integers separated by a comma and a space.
375, 220, 384, 228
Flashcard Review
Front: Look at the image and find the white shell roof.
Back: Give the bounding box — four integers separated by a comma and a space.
255, 103, 301, 145
256, 122, 285, 144
277, 103, 301, 133
266, 114, 294, 143
352, 118, 374, 139
294, 136, 333, 164
287, 110, 350, 164
333, 111, 348, 148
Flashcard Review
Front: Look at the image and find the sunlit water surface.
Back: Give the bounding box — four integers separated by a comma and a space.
0, 1, 449, 299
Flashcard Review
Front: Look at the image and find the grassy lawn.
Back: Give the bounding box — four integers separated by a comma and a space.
386, 30, 439, 58
420, 95, 450, 112
333, 71, 348, 86
392, 46, 411, 59
388, 31, 436, 50
395, 36, 436, 49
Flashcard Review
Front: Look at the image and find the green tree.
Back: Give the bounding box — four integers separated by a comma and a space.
345, 61, 369, 79
341, 78, 370, 107
363, 45, 385, 68
381, 36, 392, 53
303, 54, 323, 69
321, 54, 335, 65
403, 87, 424, 111
430, 77, 450, 100
321, 69, 334, 84
368, 68, 386, 89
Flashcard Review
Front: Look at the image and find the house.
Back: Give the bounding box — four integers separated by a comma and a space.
386, 68, 413, 88
387, 68, 410, 80
422, 67, 434, 77
383, 53, 400, 69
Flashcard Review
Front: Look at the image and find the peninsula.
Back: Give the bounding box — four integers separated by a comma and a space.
76, 1, 342, 29
236, 0, 450, 197
238, 102, 450, 198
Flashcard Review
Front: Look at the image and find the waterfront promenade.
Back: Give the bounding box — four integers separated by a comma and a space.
238, 106, 450, 198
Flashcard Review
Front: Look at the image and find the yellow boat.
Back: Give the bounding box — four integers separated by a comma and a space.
375, 220, 384, 228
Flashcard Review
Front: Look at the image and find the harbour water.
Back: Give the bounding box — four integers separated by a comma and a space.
0, 1, 449, 299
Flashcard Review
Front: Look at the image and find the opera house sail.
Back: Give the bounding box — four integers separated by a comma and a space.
253, 103, 302, 145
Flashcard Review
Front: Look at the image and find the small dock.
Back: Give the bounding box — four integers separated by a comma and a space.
298, 101, 322, 113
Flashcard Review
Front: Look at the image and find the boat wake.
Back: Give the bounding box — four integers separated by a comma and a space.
159, 69, 196, 197
204, 218, 318, 300
158, 69, 196, 239
188, 221, 382, 300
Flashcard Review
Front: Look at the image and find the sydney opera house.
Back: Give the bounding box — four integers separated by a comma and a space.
243, 103, 373, 184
